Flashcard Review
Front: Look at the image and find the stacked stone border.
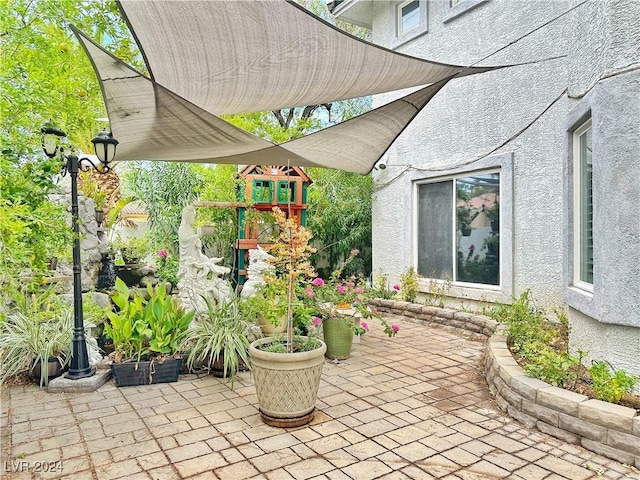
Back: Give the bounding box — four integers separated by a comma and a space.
369, 299, 640, 468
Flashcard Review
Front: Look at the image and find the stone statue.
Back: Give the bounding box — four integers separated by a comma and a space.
241, 246, 274, 299
177, 205, 233, 315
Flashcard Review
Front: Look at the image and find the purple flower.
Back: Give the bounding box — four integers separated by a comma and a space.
337, 284, 347, 294
391, 324, 400, 333
158, 249, 169, 259
393, 284, 400, 291
312, 316, 322, 326
360, 321, 369, 332
312, 278, 325, 287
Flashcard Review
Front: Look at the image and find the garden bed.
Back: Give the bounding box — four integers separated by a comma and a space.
370, 298, 640, 468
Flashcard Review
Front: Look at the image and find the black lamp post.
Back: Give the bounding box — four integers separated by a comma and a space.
41, 125, 119, 380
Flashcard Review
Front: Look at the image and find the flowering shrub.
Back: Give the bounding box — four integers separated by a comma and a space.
155, 249, 179, 286
305, 250, 400, 338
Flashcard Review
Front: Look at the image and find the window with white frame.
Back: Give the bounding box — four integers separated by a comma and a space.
441, 0, 488, 23
391, 0, 427, 48
573, 119, 593, 287
397, 0, 420, 35
416, 171, 500, 286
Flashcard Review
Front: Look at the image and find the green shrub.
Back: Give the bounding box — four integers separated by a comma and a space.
490, 290, 583, 389
522, 345, 583, 388
589, 361, 639, 403
399, 267, 419, 303
371, 273, 397, 300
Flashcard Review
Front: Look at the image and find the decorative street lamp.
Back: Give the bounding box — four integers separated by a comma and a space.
41, 125, 118, 380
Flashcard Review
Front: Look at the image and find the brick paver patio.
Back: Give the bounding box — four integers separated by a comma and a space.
2, 314, 639, 479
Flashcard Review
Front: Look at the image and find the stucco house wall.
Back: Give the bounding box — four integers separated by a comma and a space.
333, 0, 639, 378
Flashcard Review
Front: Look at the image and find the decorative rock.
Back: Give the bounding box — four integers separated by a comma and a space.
139, 275, 158, 288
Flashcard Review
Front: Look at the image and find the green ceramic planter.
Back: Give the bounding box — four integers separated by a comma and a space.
323, 317, 354, 360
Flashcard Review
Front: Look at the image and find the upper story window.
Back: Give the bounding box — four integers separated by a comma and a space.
398, 0, 420, 35
442, 0, 488, 23
391, 0, 428, 49
573, 118, 593, 288
416, 171, 501, 287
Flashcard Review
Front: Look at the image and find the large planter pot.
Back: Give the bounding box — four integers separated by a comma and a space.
322, 318, 354, 360
249, 337, 326, 427
110, 356, 182, 387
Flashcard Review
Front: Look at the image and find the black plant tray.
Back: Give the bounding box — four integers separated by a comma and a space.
111, 357, 182, 387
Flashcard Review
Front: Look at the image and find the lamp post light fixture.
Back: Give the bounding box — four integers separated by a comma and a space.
41, 125, 118, 380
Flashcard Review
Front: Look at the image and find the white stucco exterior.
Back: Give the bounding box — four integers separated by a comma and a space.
333, 0, 640, 378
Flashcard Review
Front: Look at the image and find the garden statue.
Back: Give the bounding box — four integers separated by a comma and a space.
240, 246, 274, 299
177, 205, 233, 315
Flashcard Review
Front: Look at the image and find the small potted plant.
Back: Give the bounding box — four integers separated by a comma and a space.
305, 249, 400, 360
79, 171, 108, 225
183, 297, 259, 386
0, 283, 103, 386
241, 277, 290, 335
457, 205, 474, 236
105, 277, 194, 387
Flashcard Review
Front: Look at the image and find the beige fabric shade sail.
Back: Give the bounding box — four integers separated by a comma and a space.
73, 0, 502, 174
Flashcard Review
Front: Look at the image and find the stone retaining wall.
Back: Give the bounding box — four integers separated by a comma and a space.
369, 299, 640, 468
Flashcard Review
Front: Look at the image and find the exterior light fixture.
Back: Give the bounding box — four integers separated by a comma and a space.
40, 124, 119, 380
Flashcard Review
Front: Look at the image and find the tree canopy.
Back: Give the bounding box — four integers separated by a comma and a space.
1, 0, 376, 283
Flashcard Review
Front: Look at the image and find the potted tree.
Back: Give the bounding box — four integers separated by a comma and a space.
244, 207, 326, 427
183, 297, 259, 386
105, 278, 193, 386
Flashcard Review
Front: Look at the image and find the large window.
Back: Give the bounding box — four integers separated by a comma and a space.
417, 172, 500, 286
574, 119, 593, 287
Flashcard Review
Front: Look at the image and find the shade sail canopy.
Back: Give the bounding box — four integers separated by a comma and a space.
117, 0, 493, 115
75, 1, 503, 174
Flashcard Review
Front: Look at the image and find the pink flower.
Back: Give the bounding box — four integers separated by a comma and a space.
354, 287, 364, 294
350, 249, 360, 256
391, 324, 400, 333
360, 321, 369, 332
312, 316, 322, 326
304, 288, 316, 298
393, 284, 400, 291
336, 284, 347, 294
345, 281, 355, 287
312, 278, 325, 287
371, 307, 378, 313
158, 249, 168, 259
